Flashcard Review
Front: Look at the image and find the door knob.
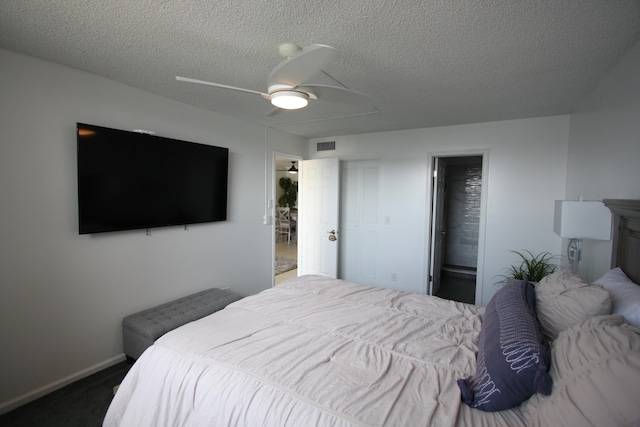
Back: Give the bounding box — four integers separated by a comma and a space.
327, 229, 337, 241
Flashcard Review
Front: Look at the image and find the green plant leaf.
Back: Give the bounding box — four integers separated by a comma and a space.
495, 250, 560, 286
278, 176, 297, 207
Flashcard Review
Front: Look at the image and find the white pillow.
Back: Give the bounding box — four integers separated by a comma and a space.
535, 269, 611, 340
593, 268, 640, 328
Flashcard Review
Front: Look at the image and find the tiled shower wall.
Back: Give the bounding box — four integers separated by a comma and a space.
444, 161, 482, 269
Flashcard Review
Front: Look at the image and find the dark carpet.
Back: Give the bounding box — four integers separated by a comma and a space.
0, 361, 131, 427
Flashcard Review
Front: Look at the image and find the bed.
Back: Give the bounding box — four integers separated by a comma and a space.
104, 200, 640, 426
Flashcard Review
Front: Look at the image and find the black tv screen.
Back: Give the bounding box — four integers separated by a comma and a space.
77, 123, 228, 234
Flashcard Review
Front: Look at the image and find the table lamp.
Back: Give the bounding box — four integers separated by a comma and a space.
554, 199, 612, 274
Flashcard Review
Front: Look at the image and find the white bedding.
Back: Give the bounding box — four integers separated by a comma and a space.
104, 275, 529, 426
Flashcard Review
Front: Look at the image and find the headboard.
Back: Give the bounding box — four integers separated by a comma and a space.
603, 199, 640, 284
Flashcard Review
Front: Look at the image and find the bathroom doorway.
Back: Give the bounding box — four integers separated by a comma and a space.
429, 155, 484, 304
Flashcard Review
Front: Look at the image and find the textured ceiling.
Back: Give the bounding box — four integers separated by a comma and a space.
1, 1, 639, 138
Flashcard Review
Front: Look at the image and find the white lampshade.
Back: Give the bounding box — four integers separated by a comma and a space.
270, 91, 309, 110
553, 200, 612, 240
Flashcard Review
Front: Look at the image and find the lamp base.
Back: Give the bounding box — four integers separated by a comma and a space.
567, 238, 583, 275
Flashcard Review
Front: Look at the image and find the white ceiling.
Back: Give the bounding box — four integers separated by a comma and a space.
1, 1, 639, 139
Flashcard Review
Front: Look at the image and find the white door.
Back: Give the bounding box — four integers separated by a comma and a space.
430, 158, 447, 295
297, 158, 340, 277
341, 160, 380, 285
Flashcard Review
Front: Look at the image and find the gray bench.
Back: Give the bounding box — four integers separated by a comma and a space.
122, 288, 242, 360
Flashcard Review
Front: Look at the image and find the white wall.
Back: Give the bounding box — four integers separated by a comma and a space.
565, 40, 640, 281
0, 49, 306, 411
310, 115, 570, 305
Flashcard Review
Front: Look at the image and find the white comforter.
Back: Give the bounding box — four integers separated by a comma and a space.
104, 275, 528, 426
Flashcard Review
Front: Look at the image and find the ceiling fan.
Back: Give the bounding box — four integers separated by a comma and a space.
276, 161, 298, 174
176, 43, 373, 111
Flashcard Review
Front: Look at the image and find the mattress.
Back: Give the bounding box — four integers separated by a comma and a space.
104, 275, 529, 426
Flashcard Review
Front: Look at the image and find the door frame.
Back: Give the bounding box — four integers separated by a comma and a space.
425, 149, 489, 304
272, 151, 303, 287
430, 157, 447, 296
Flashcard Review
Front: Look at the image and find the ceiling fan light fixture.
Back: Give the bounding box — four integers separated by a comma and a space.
271, 91, 309, 110
288, 161, 298, 174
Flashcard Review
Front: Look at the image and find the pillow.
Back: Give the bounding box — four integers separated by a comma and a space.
524, 315, 640, 427
457, 280, 552, 412
535, 269, 611, 340
593, 267, 640, 328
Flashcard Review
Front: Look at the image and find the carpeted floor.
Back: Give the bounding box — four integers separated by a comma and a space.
275, 256, 297, 275
0, 361, 131, 427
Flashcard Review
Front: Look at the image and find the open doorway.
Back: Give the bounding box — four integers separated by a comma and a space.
274, 154, 300, 285
429, 155, 484, 304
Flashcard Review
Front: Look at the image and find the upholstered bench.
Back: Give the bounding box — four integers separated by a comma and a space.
122, 288, 242, 360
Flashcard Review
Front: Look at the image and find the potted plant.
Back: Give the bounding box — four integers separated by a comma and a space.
497, 250, 560, 286
278, 177, 298, 207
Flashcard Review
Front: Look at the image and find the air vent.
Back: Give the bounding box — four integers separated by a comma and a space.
316, 141, 336, 151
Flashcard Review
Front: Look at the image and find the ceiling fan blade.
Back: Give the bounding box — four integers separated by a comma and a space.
176, 76, 269, 99
299, 84, 373, 107
265, 106, 285, 117
268, 44, 336, 87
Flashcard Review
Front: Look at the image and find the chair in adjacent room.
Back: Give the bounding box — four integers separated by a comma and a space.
276, 207, 294, 244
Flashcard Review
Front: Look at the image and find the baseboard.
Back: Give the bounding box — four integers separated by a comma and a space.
0, 353, 126, 415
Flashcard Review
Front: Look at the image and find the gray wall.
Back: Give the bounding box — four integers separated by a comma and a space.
0, 48, 306, 411
310, 115, 571, 304
308, 39, 640, 303
564, 39, 640, 280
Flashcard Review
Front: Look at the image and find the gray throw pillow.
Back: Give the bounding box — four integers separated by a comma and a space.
458, 280, 552, 412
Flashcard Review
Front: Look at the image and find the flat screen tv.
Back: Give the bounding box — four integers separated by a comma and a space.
77, 123, 228, 234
